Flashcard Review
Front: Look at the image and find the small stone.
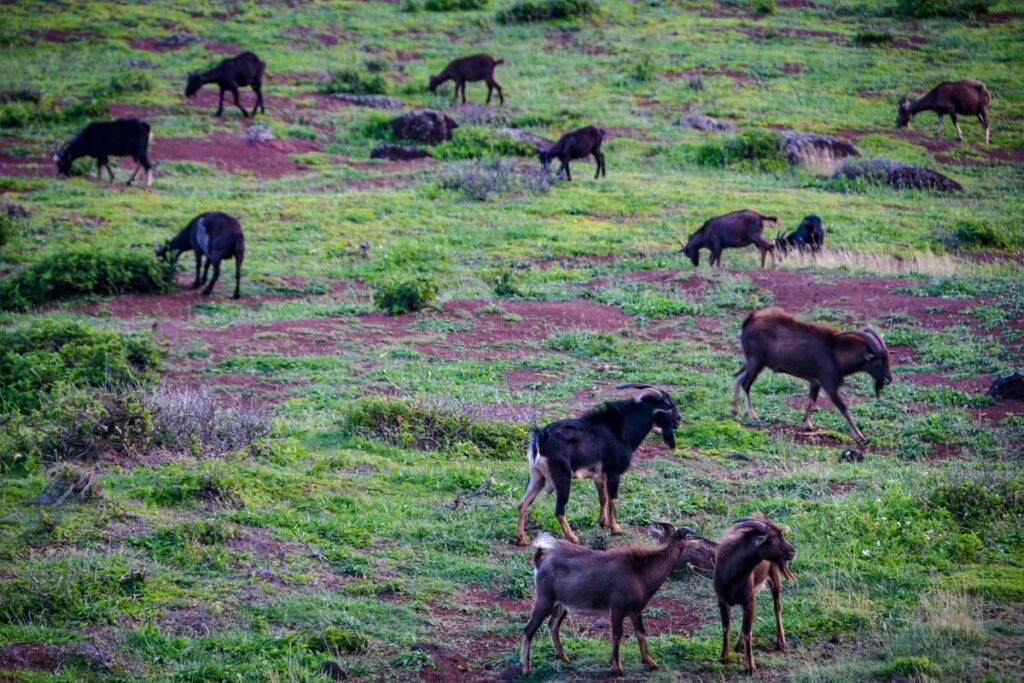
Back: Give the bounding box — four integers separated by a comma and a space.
498, 662, 523, 680
674, 114, 737, 132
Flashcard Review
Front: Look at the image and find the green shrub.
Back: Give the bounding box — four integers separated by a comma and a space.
953, 221, 1010, 250
104, 69, 153, 96
343, 395, 527, 458
318, 69, 388, 96
0, 319, 160, 414
628, 54, 656, 83
693, 139, 726, 167
853, 28, 893, 46
0, 213, 16, 248
0, 247, 175, 311
723, 129, 786, 171
430, 127, 537, 160
497, 0, 596, 23
493, 269, 521, 297
307, 626, 367, 653
878, 656, 936, 677
751, 0, 775, 14
0, 83, 41, 103
425, 0, 488, 9
895, 0, 991, 18
373, 276, 438, 315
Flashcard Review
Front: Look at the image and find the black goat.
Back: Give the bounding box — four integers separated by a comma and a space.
896, 79, 991, 144
54, 118, 153, 187
185, 51, 266, 117
682, 209, 777, 269
428, 54, 505, 105
714, 514, 796, 675
733, 307, 892, 443
155, 212, 245, 299
538, 125, 606, 181
515, 384, 681, 546
775, 214, 824, 255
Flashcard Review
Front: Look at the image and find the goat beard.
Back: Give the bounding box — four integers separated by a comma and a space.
777, 559, 796, 581
659, 426, 676, 450
874, 380, 885, 398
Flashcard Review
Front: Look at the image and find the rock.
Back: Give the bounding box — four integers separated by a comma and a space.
319, 660, 347, 680
674, 114, 737, 132
497, 663, 523, 680
834, 158, 963, 192
35, 465, 101, 507
452, 104, 508, 126
494, 128, 552, 151
987, 372, 1024, 400
370, 142, 429, 161
330, 93, 405, 110
157, 31, 198, 48
242, 125, 276, 143
778, 130, 858, 168
390, 109, 458, 145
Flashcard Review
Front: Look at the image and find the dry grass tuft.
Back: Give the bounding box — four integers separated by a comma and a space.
779, 248, 962, 277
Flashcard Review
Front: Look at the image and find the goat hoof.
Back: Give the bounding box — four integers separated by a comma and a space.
202, 289, 213, 297
232, 293, 241, 300
610, 524, 623, 535
557, 654, 571, 664
644, 660, 660, 671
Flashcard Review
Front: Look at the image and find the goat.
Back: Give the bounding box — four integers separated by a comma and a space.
516, 384, 681, 546
538, 125, 606, 181
896, 80, 991, 144
775, 214, 824, 255
714, 514, 796, 675
650, 524, 794, 653
53, 118, 153, 187
682, 209, 777, 269
428, 54, 505, 105
155, 212, 245, 299
521, 522, 697, 676
185, 51, 266, 117
733, 307, 892, 443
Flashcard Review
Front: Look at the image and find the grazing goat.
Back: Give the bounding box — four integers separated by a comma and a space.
682, 209, 777, 269
516, 384, 681, 546
538, 125, 606, 181
714, 515, 796, 675
428, 54, 505, 105
155, 212, 245, 299
650, 525, 794, 650
775, 214, 824, 255
54, 119, 153, 187
733, 307, 892, 443
185, 51, 266, 117
896, 80, 991, 144
521, 522, 697, 676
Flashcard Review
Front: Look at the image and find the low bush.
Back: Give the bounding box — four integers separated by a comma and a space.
895, 0, 991, 19
318, 69, 388, 96
492, 269, 522, 297
440, 158, 551, 201
951, 221, 1011, 250
853, 28, 893, 46
103, 69, 153, 96
430, 126, 537, 160
0, 83, 41, 103
694, 129, 785, 172
0, 319, 160, 414
144, 384, 272, 457
497, 0, 596, 23
751, 0, 775, 14
308, 626, 367, 653
0, 213, 16, 248
373, 276, 438, 315
343, 395, 527, 458
424, 0, 488, 9
0, 247, 175, 311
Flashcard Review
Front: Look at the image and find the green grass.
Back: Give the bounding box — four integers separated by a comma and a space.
1, 0, 1022, 681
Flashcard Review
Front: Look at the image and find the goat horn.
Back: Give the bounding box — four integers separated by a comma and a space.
733, 518, 769, 533
864, 327, 886, 350
633, 387, 664, 403
615, 383, 654, 390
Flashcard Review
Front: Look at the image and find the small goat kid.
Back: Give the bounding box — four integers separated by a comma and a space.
733, 307, 892, 443
185, 51, 266, 117
516, 384, 681, 546
155, 212, 245, 299
682, 209, 778, 269
54, 118, 153, 187
714, 515, 796, 675
775, 214, 824, 255
538, 125, 606, 181
896, 79, 991, 144
428, 54, 505, 105
522, 522, 697, 676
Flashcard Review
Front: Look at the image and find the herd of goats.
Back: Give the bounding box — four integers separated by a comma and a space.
39, 46, 990, 677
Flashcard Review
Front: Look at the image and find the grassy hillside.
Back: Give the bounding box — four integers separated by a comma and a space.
1, 0, 1022, 681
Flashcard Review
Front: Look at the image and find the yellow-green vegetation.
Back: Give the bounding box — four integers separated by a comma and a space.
0, 0, 1022, 681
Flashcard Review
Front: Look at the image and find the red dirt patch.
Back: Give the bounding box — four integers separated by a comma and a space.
663, 66, 757, 85
29, 28, 101, 43
127, 37, 241, 54
781, 62, 803, 74
0, 643, 61, 673
154, 134, 320, 178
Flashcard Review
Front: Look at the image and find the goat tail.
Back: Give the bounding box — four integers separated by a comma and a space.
494, 58, 505, 65
762, 215, 779, 224
533, 532, 558, 552
234, 233, 245, 260
526, 427, 540, 466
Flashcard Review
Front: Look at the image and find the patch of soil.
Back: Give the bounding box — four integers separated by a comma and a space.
154, 133, 320, 178
108, 102, 165, 119
662, 65, 757, 85
127, 37, 240, 53
29, 28, 101, 43
0, 153, 45, 177
156, 603, 237, 636
0, 643, 61, 672
604, 126, 663, 142
777, 0, 818, 7
780, 62, 803, 74
834, 128, 1023, 166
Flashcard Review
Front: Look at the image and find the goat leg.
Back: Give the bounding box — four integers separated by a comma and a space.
126, 164, 141, 186
632, 614, 659, 670
731, 369, 747, 416
802, 384, 820, 431
719, 601, 732, 664
606, 476, 622, 534
516, 471, 546, 545
951, 113, 963, 141
105, 162, 116, 184
595, 478, 609, 528
610, 613, 624, 676
202, 260, 221, 296
827, 387, 867, 443
741, 602, 756, 674
548, 605, 571, 663
521, 597, 555, 675
230, 87, 248, 117
557, 515, 579, 545
216, 87, 225, 116
771, 570, 787, 650
192, 252, 203, 288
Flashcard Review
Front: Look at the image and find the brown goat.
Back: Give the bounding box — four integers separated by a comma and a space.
538, 125, 606, 181
733, 307, 892, 443
522, 523, 696, 676
713, 515, 796, 675
428, 54, 505, 105
896, 80, 991, 144
682, 209, 778, 269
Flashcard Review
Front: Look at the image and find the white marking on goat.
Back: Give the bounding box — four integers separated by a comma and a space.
533, 532, 558, 551
195, 216, 211, 257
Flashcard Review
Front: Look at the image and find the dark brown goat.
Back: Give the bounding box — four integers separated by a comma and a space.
155, 212, 245, 299
733, 307, 892, 443
682, 209, 777, 269
186, 52, 266, 117
713, 515, 796, 675
54, 118, 153, 188
522, 522, 697, 676
538, 125, 606, 181
428, 54, 504, 105
775, 214, 824, 255
896, 80, 991, 144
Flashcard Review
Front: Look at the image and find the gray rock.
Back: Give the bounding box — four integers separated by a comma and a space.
834, 157, 963, 192
498, 663, 523, 680
779, 130, 858, 166
370, 142, 429, 161
242, 125, 276, 143
674, 114, 737, 132
390, 109, 458, 145
157, 31, 198, 48
330, 93, 405, 110
494, 128, 553, 151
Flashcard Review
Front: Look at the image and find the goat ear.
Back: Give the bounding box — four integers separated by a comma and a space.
753, 534, 770, 546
